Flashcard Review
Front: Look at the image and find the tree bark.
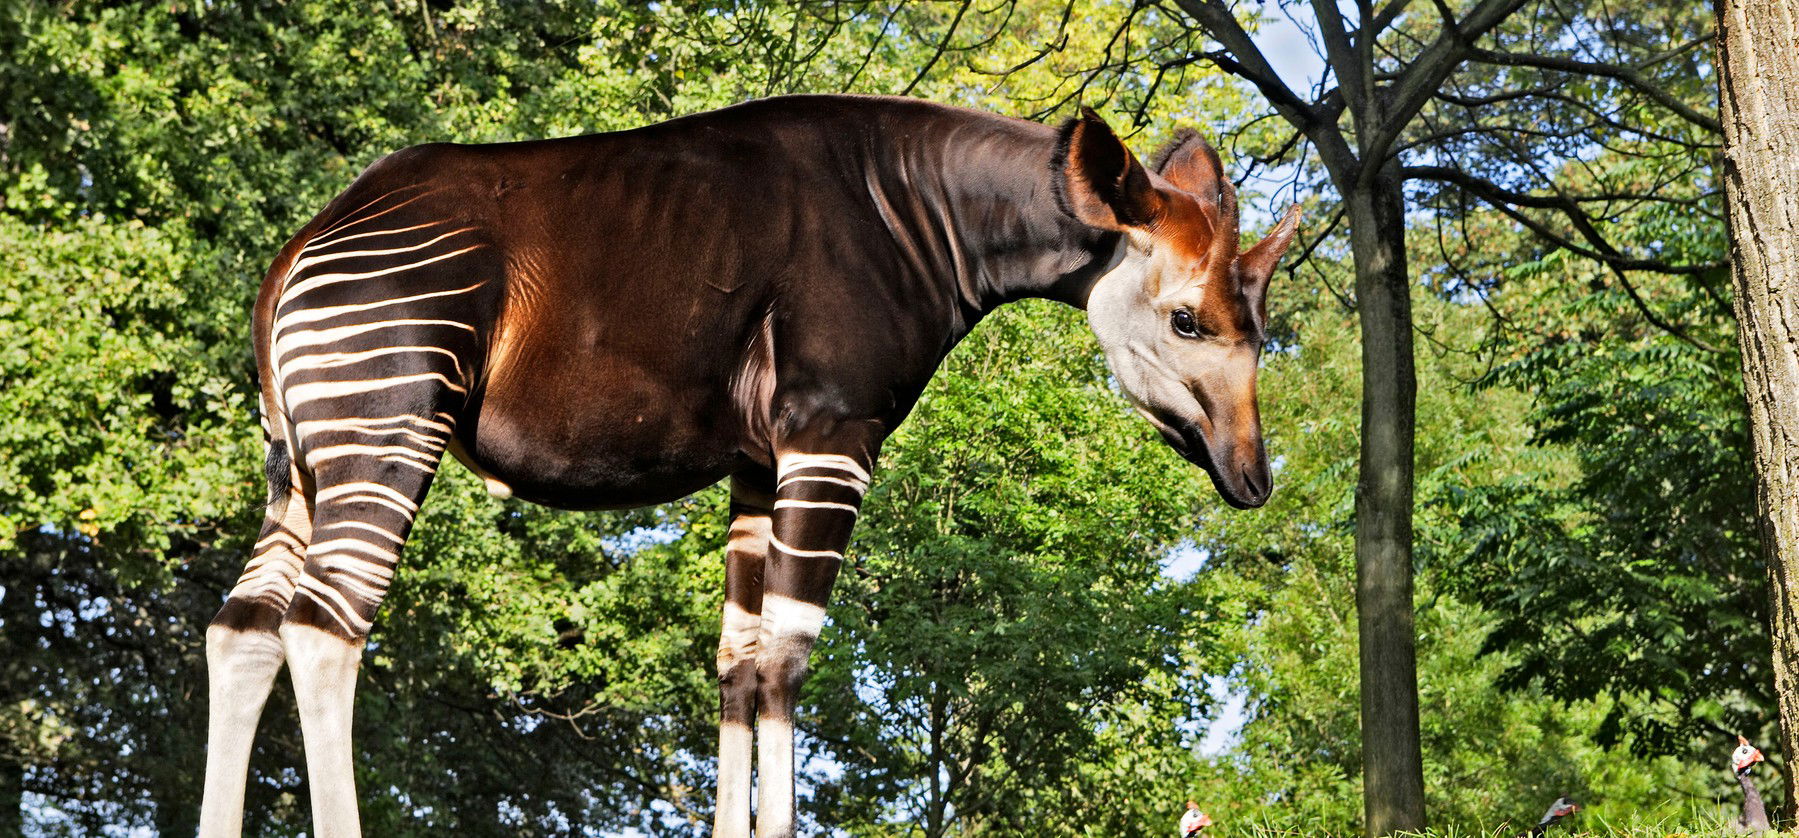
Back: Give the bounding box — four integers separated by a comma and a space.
1716, 0, 1799, 824
1348, 164, 1426, 837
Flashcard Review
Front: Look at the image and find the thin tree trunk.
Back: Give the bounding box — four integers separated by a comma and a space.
1348, 166, 1426, 837
927, 680, 947, 838
0, 757, 21, 838
1717, 0, 1799, 825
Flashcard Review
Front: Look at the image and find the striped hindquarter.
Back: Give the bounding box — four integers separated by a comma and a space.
201, 187, 499, 838
266, 185, 494, 637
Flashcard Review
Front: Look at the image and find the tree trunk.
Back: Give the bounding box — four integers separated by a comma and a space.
1347, 165, 1426, 837
927, 680, 947, 838
1716, 0, 1799, 824
0, 757, 21, 838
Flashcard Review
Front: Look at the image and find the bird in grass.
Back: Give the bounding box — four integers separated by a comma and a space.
1519, 795, 1579, 837
1732, 734, 1770, 833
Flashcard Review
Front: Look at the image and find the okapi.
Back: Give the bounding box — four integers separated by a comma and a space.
199, 94, 1300, 837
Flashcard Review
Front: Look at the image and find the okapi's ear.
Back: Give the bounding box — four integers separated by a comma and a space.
1238, 204, 1303, 298
1053, 108, 1160, 230
1151, 129, 1225, 201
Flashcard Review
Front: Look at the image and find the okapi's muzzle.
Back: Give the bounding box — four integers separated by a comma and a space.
1186, 417, 1272, 510
1148, 394, 1272, 510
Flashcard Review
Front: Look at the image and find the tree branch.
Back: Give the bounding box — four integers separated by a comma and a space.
1368, 0, 1414, 37
1310, 0, 1367, 114
1466, 46, 1722, 133
901, 0, 974, 96
1362, 0, 1531, 168
1172, 0, 1362, 178
1404, 164, 1726, 351
1403, 164, 1723, 275
1170, 0, 1310, 120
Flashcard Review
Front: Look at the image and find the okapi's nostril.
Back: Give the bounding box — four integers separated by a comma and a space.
1241, 466, 1269, 501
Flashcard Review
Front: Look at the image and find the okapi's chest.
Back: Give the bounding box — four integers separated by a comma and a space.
270, 128, 962, 510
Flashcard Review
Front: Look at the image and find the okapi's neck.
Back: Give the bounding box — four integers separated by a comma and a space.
864, 113, 1124, 329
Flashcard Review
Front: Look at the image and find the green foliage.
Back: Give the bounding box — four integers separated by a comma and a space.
0, 213, 254, 567
1161, 281, 1717, 836
1443, 247, 1768, 783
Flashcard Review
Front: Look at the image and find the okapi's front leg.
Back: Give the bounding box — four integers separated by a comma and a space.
755, 448, 872, 837
715, 471, 773, 838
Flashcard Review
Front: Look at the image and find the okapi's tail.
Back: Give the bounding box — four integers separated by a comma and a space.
264, 438, 294, 512
251, 208, 325, 520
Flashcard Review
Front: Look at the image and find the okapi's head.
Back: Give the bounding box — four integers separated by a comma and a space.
1055, 109, 1301, 509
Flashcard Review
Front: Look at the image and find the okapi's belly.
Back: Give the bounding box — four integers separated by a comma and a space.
454, 432, 736, 510
455, 361, 748, 511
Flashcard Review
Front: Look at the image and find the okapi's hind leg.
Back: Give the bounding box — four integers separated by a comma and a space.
714, 470, 774, 838
279, 407, 456, 838
200, 440, 314, 838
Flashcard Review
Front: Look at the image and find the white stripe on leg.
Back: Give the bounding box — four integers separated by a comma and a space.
715, 599, 761, 838
715, 720, 755, 838
754, 593, 829, 838
755, 713, 798, 838
759, 594, 827, 649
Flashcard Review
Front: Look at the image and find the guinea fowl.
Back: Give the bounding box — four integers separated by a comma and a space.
1733, 735, 1770, 832
1519, 795, 1579, 837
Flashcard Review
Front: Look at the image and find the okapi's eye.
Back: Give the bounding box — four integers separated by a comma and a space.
1171, 308, 1199, 338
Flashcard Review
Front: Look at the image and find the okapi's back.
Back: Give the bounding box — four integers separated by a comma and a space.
257, 95, 1064, 507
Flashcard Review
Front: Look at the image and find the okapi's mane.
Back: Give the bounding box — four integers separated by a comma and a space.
1047, 116, 1083, 222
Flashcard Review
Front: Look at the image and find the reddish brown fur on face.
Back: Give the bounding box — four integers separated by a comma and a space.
1139, 192, 1259, 340
1071, 124, 1300, 510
